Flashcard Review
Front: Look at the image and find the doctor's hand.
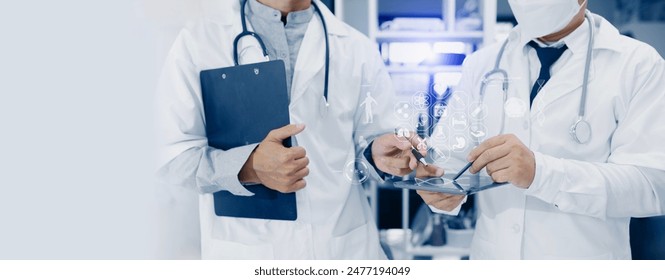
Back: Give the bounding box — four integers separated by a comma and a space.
238, 124, 309, 193
415, 164, 466, 212
467, 134, 535, 188
371, 132, 424, 176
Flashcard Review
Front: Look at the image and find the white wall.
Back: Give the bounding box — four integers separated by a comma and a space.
0, 0, 199, 259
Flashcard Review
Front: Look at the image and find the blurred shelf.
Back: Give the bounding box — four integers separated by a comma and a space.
386, 65, 463, 74
376, 31, 484, 42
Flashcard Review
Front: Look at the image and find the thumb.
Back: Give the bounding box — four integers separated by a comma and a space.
268, 124, 306, 141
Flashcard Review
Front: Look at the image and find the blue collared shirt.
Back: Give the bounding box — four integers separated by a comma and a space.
246, 0, 314, 96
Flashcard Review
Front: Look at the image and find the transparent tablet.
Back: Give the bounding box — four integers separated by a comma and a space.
393, 174, 508, 195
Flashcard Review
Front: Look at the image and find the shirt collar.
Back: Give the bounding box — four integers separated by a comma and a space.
227, 0, 349, 37
246, 0, 314, 25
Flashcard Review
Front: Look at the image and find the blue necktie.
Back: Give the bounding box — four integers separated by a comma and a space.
528, 41, 568, 106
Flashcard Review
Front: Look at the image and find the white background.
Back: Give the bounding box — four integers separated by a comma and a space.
0, 0, 200, 259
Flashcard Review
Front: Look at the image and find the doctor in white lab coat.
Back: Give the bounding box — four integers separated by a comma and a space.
418, 0, 665, 259
156, 0, 421, 259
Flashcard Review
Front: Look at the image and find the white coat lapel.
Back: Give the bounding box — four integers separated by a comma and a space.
502, 39, 534, 141
290, 16, 326, 104
530, 50, 595, 118
529, 13, 623, 118
502, 38, 533, 118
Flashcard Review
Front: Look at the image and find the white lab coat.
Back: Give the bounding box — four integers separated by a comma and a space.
430, 13, 665, 259
155, 0, 396, 259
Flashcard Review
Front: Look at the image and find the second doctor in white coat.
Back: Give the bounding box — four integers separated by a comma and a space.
418, 0, 665, 259
156, 0, 421, 259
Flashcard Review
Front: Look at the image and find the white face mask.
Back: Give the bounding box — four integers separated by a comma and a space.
508, 0, 585, 40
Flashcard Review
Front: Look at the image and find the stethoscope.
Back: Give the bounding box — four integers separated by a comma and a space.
479, 12, 594, 144
233, 0, 330, 106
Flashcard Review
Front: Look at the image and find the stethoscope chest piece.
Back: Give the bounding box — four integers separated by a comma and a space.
570, 117, 592, 144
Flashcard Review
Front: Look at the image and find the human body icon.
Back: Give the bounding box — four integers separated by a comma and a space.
360, 91, 377, 124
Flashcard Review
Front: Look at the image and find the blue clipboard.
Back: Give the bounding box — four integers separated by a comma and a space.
200, 60, 297, 221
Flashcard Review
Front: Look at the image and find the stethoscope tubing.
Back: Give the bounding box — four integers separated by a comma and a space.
479, 12, 594, 144
233, 0, 330, 104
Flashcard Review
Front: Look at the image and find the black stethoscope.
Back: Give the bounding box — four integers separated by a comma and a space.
233, 0, 330, 106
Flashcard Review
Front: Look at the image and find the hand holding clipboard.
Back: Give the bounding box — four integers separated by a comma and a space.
201, 60, 298, 221
238, 124, 310, 193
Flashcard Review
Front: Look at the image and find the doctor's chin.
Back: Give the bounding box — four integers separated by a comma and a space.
153, 0, 665, 260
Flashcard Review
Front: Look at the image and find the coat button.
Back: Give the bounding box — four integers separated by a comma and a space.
512, 224, 521, 233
